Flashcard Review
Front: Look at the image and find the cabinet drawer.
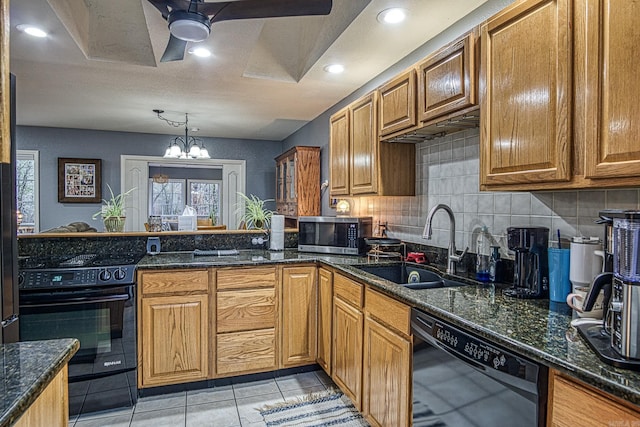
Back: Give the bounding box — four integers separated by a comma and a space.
217, 288, 276, 333
365, 288, 410, 336
216, 267, 276, 290
139, 269, 209, 295
334, 274, 363, 308
217, 329, 276, 375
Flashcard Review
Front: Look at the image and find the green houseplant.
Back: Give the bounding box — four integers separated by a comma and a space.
92, 185, 136, 232
236, 192, 274, 230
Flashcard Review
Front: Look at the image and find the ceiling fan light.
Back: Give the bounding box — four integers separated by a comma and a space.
168, 11, 211, 42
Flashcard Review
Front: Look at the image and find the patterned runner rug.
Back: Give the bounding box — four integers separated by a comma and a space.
259, 389, 370, 427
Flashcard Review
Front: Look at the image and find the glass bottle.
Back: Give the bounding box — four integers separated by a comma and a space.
489, 245, 502, 282
476, 226, 491, 282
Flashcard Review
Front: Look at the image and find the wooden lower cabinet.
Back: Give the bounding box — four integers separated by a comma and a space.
215, 266, 278, 376
332, 295, 364, 411
548, 369, 640, 426
362, 289, 411, 427
141, 294, 209, 387
14, 366, 68, 427
317, 267, 333, 374
332, 273, 365, 406
280, 265, 317, 368
137, 269, 210, 388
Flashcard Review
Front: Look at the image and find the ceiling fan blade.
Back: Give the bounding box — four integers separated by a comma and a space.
160, 34, 188, 62
146, 0, 193, 19
203, 0, 333, 24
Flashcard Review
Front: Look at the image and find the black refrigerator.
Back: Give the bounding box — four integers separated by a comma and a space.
1, 73, 18, 343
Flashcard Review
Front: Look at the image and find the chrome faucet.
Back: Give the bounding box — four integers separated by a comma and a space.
422, 204, 468, 274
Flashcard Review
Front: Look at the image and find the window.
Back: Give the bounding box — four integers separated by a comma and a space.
149, 178, 221, 226
17, 150, 39, 234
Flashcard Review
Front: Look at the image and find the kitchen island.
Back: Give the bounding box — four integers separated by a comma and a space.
0, 338, 79, 427
137, 250, 640, 408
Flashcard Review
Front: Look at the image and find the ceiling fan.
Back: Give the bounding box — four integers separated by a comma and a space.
147, 0, 334, 62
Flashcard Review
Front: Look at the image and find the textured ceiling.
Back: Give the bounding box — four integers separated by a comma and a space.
10, 0, 488, 141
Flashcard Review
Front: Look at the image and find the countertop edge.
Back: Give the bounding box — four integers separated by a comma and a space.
0, 338, 80, 427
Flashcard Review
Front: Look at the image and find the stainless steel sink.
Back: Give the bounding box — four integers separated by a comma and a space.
353, 263, 467, 289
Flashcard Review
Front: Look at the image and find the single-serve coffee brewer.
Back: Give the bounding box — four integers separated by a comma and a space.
504, 227, 549, 298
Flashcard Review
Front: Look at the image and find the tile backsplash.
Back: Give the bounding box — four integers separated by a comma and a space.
349, 128, 640, 260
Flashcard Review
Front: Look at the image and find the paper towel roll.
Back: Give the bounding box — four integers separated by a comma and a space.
270, 215, 285, 251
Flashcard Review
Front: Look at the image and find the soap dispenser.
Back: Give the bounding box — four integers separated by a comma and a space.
476, 226, 491, 282
489, 245, 503, 283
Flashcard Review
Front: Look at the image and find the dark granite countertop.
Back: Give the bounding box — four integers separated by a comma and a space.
0, 338, 79, 427
137, 250, 640, 407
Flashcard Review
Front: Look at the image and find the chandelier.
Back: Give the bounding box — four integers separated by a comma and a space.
154, 109, 210, 159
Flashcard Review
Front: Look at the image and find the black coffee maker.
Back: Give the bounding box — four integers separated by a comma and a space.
504, 227, 549, 298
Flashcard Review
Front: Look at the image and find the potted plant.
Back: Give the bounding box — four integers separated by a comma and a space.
92, 185, 135, 232
236, 192, 274, 230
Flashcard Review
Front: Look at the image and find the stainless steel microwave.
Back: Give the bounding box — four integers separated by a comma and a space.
298, 216, 372, 255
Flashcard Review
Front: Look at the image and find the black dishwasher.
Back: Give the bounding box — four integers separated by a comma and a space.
411, 308, 547, 427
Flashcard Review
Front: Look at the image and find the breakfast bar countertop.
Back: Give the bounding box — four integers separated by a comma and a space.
137, 250, 640, 407
0, 338, 79, 427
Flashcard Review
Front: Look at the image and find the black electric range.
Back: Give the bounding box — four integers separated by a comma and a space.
17, 252, 144, 416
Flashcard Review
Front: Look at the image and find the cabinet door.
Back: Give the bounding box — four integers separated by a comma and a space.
582, 1, 640, 179
329, 108, 350, 196
317, 267, 333, 374
350, 92, 378, 195
480, 0, 571, 187
141, 294, 208, 387
548, 370, 640, 426
332, 297, 363, 410
15, 366, 68, 427
363, 318, 411, 427
418, 31, 476, 123
378, 69, 417, 137
281, 266, 317, 367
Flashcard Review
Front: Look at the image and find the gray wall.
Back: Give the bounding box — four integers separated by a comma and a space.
17, 126, 282, 230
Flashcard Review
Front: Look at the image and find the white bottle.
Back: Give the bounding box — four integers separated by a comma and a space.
476, 226, 491, 282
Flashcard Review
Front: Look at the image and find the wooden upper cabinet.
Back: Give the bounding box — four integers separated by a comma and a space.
350, 92, 379, 195
378, 69, 417, 137
480, 0, 572, 187
418, 30, 477, 123
329, 108, 350, 196
581, 0, 640, 180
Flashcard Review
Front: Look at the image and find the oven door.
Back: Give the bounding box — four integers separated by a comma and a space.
19, 285, 136, 379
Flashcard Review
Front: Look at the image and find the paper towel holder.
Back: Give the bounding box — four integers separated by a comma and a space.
270, 214, 285, 251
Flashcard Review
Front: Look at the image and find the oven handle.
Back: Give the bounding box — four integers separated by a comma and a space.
20, 293, 131, 308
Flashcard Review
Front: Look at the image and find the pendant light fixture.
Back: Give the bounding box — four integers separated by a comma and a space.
154, 109, 210, 159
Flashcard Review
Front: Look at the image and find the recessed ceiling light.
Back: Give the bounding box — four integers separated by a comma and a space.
377, 8, 407, 24
188, 47, 211, 58
16, 24, 48, 38
324, 64, 344, 74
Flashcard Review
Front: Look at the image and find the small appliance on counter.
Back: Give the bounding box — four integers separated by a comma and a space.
297, 216, 372, 255
504, 227, 549, 298
577, 210, 640, 370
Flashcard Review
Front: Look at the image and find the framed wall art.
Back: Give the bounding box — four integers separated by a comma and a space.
58, 158, 102, 203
